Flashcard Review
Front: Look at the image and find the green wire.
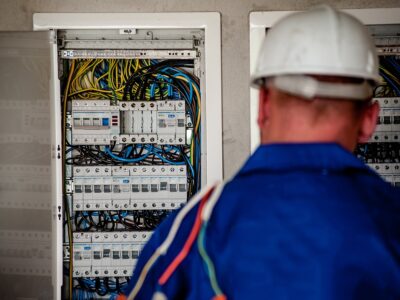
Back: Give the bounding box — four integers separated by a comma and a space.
197, 221, 224, 296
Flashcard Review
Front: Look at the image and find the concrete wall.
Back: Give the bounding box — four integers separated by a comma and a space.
0, 0, 399, 178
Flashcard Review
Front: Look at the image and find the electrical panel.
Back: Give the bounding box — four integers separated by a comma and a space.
0, 12, 222, 300
355, 24, 400, 186
58, 28, 205, 299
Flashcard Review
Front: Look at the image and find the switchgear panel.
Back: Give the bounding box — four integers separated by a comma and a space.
355, 24, 400, 187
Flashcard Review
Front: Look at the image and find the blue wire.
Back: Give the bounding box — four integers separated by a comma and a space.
183, 153, 195, 178
150, 83, 156, 98
144, 144, 186, 165
388, 56, 400, 73
380, 72, 400, 96
123, 146, 133, 158
104, 146, 150, 163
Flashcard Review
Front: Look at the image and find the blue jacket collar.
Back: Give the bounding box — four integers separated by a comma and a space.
239, 143, 369, 176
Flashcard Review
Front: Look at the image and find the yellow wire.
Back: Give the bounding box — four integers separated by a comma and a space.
63, 59, 75, 300
175, 76, 201, 133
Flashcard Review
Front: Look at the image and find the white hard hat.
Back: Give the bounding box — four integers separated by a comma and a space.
251, 5, 380, 100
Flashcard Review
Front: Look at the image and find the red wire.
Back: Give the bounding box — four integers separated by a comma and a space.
158, 187, 214, 285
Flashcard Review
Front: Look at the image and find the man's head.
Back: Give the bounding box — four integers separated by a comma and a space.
252, 5, 380, 151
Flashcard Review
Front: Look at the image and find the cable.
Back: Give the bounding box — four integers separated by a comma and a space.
197, 183, 226, 299
126, 184, 217, 300
157, 188, 211, 285
63, 59, 76, 300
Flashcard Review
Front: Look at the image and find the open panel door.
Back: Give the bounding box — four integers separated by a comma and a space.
0, 31, 55, 299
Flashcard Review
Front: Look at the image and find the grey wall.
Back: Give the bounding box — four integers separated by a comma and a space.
0, 0, 399, 178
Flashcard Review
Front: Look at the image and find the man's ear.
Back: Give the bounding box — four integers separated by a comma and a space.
257, 86, 271, 129
357, 100, 380, 143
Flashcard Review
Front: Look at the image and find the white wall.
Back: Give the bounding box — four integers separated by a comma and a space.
0, 0, 398, 178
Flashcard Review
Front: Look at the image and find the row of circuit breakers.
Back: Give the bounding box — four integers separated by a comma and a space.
70, 99, 187, 145
368, 97, 400, 186
70, 231, 152, 278
69, 165, 187, 211
68, 99, 191, 280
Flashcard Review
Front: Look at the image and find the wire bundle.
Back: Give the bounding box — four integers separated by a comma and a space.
376, 56, 400, 96
74, 210, 170, 231
74, 277, 129, 299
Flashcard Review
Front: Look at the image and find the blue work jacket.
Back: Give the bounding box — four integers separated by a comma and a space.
123, 143, 400, 300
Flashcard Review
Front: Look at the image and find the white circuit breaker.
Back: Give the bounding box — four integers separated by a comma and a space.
71, 100, 120, 145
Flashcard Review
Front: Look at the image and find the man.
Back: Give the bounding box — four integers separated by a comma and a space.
121, 5, 400, 300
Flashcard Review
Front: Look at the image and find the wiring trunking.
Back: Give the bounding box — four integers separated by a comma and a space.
60, 28, 205, 299
355, 25, 400, 186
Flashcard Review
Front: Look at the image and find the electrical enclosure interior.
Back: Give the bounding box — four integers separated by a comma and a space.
60, 28, 205, 299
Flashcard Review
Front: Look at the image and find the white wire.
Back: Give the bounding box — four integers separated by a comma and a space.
201, 183, 225, 222
127, 183, 218, 300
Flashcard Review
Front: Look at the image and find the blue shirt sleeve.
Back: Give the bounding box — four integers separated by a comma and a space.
121, 204, 199, 299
